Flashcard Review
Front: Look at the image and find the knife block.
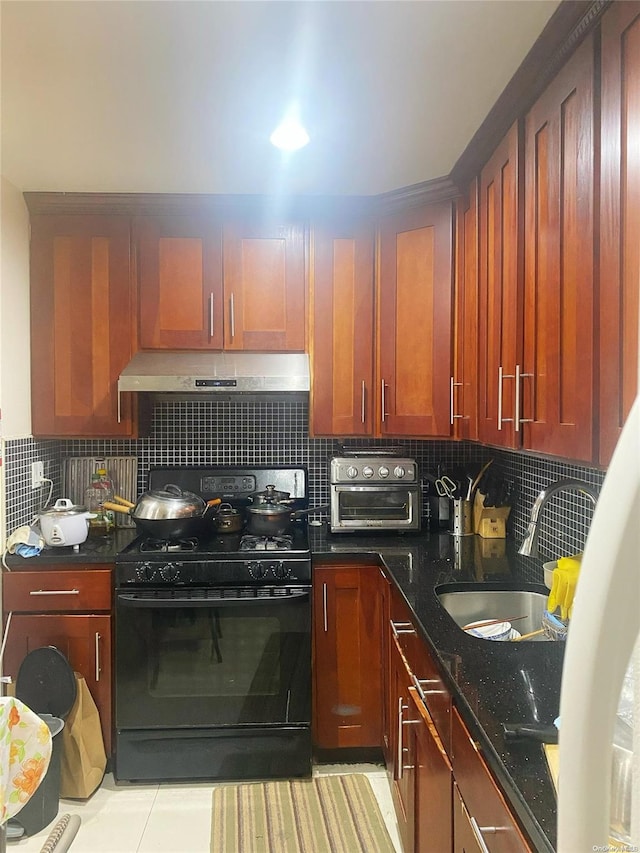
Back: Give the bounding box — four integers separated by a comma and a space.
473, 491, 511, 537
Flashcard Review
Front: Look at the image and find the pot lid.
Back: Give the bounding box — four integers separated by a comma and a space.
40, 498, 88, 517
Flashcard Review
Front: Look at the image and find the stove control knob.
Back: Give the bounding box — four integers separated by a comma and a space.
247, 561, 268, 579
378, 465, 390, 479
160, 562, 181, 582
346, 466, 358, 480
394, 465, 406, 479
136, 562, 157, 582
272, 561, 290, 579
362, 466, 374, 479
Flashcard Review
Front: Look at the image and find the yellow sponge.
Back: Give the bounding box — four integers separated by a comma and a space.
547, 554, 583, 620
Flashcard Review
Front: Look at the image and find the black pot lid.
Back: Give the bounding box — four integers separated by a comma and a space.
15, 646, 77, 719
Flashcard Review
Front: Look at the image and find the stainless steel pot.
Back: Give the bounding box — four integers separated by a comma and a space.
105, 485, 221, 539
213, 503, 244, 534
245, 503, 328, 537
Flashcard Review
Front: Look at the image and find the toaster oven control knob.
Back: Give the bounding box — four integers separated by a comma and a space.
346, 466, 358, 479
378, 466, 390, 479
362, 466, 374, 479
394, 465, 406, 479
247, 560, 267, 579
160, 562, 180, 582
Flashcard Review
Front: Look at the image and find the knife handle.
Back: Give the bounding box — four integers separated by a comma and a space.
502, 722, 558, 743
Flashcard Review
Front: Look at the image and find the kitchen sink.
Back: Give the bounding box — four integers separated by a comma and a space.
435, 585, 551, 640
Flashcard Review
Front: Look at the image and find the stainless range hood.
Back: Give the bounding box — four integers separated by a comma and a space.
118, 351, 310, 417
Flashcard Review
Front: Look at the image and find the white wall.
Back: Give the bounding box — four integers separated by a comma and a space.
1, 175, 32, 439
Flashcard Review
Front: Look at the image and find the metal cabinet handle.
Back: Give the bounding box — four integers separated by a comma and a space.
95, 632, 101, 682
497, 366, 515, 430
322, 583, 328, 633
381, 380, 388, 423
29, 589, 80, 596
229, 294, 235, 339
450, 377, 463, 425
361, 380, 366, 424
209, 293, 215, 338
397, 697, 404, 779
390, 620, 416, 638
470, 817, 498, 853
514, 364, 534, 431
412, 674, 447, 698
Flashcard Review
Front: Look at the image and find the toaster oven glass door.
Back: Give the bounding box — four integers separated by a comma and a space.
331, 485, 420, 530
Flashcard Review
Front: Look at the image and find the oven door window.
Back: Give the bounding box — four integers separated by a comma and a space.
115, 589, 311, 730
336, 486, 414, 522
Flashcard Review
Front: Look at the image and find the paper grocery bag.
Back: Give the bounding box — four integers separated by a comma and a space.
60, 673, 106, 799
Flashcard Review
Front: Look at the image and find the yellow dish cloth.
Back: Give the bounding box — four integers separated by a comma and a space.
547, 554, 583, 620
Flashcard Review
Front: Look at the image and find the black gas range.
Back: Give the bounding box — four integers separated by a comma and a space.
113, 467, 313, 784
115, 465, 311, 587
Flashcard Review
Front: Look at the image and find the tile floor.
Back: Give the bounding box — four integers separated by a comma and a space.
8, 764, 402, 853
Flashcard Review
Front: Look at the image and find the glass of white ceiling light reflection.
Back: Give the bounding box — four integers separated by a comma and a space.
270, 116, 310, 151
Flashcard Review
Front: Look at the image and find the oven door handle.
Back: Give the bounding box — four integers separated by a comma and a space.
116, 590, 310, 608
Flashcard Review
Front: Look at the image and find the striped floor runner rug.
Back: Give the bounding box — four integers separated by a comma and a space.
211, 774, 396, 853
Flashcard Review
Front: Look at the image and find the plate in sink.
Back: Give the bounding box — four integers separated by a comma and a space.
466, 622, 521, 641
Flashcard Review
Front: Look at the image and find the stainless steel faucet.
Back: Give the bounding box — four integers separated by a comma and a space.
518, 478, 599, 557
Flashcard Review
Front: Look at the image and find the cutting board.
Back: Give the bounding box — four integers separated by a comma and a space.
543, 744, 559, 793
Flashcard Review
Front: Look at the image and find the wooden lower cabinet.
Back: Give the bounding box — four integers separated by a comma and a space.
2, 567, 113, 755
410, 687, 453, 853
312, 562, 388, 749
451, 707, 531, 853
389, 635, 416, 853
453, 782, 485, 853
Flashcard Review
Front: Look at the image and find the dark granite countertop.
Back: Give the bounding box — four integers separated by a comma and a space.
4, 528, 138, 568
309, 524, 561, 853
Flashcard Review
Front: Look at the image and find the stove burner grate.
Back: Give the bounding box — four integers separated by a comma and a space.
240, 534, 293, 551
139, 537, 199, 553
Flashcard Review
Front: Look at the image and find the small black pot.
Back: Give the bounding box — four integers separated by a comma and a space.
214, 503, 244, 534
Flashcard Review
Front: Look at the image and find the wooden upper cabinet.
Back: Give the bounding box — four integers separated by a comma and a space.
599, 1, 640, 465
222, 218, 306, 351
30, 215, 135, 437
377, 202, 454, 437
454, 179, 480, 441
309, 215, 374, 436
137, 215, 223, 349
477, 122, 522, 449
522, 36, 595, 461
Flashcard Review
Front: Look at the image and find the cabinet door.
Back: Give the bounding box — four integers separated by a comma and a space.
3, 614, 112, 755
454, 180, 479, 440
522, 37, 595, 461
137, 215, 223, 349
310, 216, 374, 436
377, 202, 454, 437
389, 634, 415, 853
599, 1, 640, 465
222, 218, 306, 351
477, 123, 522, 448
453, 783, 484, 853
313, 564, 386, 749
451, 707, 531, 853
30, 215, 134, 437
409, 687, 453, 853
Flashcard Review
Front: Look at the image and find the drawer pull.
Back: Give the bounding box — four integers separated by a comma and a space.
95, 632, 101, 682
29, 589, 80, 596
470, 817, 492, 853
390, 620, 416, 637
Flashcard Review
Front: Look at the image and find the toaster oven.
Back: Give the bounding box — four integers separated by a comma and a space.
329, 453, 421, 533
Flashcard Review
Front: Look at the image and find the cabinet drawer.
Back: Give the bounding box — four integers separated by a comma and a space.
3, 570, 112, 612
451, 707, 531, 853
413, 639, 451, 754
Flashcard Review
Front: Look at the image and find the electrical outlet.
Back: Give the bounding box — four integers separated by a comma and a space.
31, 461, 45, 489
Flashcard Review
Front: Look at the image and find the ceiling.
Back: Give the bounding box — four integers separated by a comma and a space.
1, 0, 561, 197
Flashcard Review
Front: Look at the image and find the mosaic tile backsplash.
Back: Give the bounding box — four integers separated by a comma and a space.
3, 398, 606, 582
